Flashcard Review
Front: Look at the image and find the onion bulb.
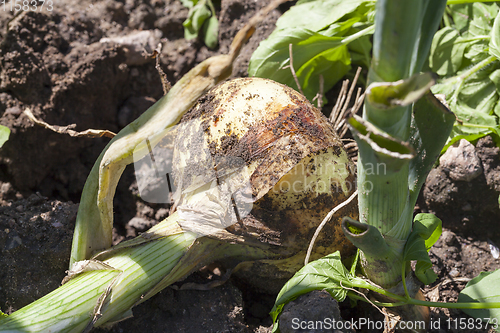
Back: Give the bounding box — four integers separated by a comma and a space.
168, 77, 358, 290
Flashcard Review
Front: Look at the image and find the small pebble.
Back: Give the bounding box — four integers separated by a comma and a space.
441, 230, 456, 246
1, 182, 12, 194
489, 241, 500, 259
439, 139, 482, 181
449, 268, 460, 277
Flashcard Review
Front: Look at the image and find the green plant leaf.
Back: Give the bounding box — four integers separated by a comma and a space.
469, 15, 492, 37
319, 17, 361, 39
490, 12, 500, 60
248, 0, 374, 102
179, 0, 197, 8
453, 101, 497, 130
202, 14, 218, 49
431, 3, 500, 153
297, 44, 351, 101
183, 0, 212, 40
429, 27, 467, 76
403, 213, 442, 284
464, 41, 490, 63
449, 4, 471, 32
348, 33, 372, 67
491, 69, 500, 91
408, 93, 456, 206
441, 129, 491, 154
249, 28, 352, 101
431, 57, 500, 151
182, 0, 218, 48
460, 66, 498, 110
445, 3, 495, 65
458, 269, 500, 326
366, 72, 436, 109
372, 0, 434, 81
342, 217, 394, 260
0, 125, 10, 148
414, 0, 448, 73
270, 251, 352, 331
0, 310, 7, 318
274, 0, 370, 34
449, 3, 499, 33
348, 115, 415, 173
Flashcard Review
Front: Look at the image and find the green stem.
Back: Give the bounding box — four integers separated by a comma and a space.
460, 55, 498, 79
357, 161, 409, 234
341, 25, 376, 46
371, 0, 424, 82
460, 122, 495, 129
1, 211, 284, 332
447, 0, 499, 4
448, 55, 497, 102
458, 35, 490, 43
445, 55, 497, 85
401, 265, 410, 299
348, 279, 500, 309
443, 11, 452, 28
353, 0, 448, 291
0, 219, 197, 332
346, 291, 408, 307
409, 299, 500, 309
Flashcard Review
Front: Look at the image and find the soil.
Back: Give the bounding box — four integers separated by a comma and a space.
0, 1, 499, 332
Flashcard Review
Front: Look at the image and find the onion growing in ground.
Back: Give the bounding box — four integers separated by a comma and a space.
0, 77, 358, 331
168, 77, 358, 290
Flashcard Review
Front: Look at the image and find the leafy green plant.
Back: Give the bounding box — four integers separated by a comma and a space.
250, 0, 500, 152
459, 270, 500, 322
260, 0, 500, 331
272, 251, 500, 331
429, 1, 500, 151
180, 0, 219, 49
249, 0, 375, 102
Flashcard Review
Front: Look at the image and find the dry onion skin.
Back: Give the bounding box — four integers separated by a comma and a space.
171, 77, 358, 286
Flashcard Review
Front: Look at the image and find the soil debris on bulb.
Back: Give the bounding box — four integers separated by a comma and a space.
168, 77, 358, 286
